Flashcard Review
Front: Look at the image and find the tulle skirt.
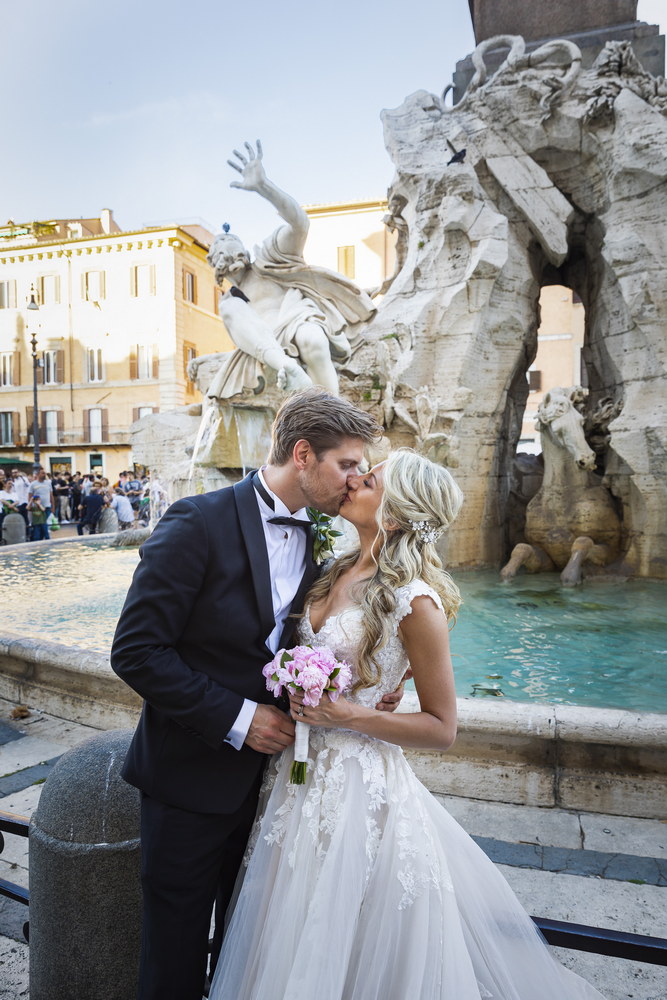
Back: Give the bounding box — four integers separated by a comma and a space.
210, 729, 605, 1000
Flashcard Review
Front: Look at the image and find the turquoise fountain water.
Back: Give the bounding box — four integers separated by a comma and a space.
1, 544, 665, 713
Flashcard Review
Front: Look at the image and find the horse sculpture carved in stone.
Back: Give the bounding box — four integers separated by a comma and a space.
500, 387, 622, 586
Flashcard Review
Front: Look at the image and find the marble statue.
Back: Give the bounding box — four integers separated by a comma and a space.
137, 37, 667, 581
344, 35, 667, 578
500, 387, 622, 586
196, 141, 376, 399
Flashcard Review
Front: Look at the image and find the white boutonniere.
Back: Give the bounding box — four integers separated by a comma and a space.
307, 508, 343, 564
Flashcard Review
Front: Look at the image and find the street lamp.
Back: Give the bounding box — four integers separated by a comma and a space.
27, 286, 40, 472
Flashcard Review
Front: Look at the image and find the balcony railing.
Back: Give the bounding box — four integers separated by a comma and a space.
21, 427, 131, 448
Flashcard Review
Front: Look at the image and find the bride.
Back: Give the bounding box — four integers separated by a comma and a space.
209, 449, 606, 1000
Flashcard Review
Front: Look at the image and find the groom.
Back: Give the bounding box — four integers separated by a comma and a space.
111, 388, 384, 1000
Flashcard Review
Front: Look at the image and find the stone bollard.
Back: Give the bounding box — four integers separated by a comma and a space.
29, 729, 141, 1000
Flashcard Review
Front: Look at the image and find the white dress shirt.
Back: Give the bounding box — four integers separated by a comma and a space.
225, 469, 310, 749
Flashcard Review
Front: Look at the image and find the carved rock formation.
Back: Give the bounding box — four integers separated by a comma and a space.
349, 37, 667, 577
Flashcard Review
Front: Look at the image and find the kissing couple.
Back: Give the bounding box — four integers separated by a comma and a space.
112, 387, 605, 1000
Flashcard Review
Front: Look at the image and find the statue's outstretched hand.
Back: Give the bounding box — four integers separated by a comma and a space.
228, 140, 266, 191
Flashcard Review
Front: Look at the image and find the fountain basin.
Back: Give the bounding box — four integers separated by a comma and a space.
1, 538, 665, 818
0, 627, 664, 819
1, 541, 666, 711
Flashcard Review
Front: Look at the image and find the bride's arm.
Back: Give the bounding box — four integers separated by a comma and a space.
288, 596, 457, 751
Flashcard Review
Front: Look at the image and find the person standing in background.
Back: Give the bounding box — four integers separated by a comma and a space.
11, 468, 30, 526
27, 469, 54, 541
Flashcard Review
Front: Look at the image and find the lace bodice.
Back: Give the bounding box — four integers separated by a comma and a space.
298, 580, 444, 709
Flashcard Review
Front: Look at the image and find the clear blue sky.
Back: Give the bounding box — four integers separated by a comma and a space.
3, 1, 663, 249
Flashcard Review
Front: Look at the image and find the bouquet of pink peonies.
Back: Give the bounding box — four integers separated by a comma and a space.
262, 644, 353, 784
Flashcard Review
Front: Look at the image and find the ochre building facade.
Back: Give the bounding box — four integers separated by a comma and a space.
0, 212, 231, 478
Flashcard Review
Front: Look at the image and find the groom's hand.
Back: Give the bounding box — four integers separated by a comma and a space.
375, 669, 412, 712
245, 704, 295, 755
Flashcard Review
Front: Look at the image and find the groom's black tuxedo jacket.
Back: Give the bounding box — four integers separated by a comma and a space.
110, 472, 318, 815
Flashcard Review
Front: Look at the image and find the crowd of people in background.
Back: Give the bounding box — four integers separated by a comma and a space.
0, 467, 155, 543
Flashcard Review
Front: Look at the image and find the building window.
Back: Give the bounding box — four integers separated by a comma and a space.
137, 345, 153, 379
130, 345, 158, 380
133, 406, 155, 422
43, 349, 64, 386
527, 369, 542, 392
89, 453, 104, 474
0, 280, 17, 309
184, 342, 197, 391
87, 347, 104, 382
0, 352, 14, 387
82, 270, 106, 301
130, 264, 156, 297
85, 407, 108, 443
183, 269, 197, 303
39, 274, 61, 305
0, 411, 14, 445
337, 246, 355, 279
44, 410, 59, 445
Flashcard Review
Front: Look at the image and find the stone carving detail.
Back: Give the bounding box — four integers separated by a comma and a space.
350, 34, 667, 577
500, 387, 623, 586
198, 141, 375, 402
153, 35, 666, 578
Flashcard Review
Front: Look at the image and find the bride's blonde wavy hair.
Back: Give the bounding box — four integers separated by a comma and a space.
307, 449, 464, 691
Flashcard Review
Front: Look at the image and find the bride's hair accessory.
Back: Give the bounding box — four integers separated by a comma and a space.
408, 519, 443, 545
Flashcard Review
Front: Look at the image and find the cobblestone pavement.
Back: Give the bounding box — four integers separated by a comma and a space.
0, 697, 665, 999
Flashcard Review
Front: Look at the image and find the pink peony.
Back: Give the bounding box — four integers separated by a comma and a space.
263, 644, 352, 707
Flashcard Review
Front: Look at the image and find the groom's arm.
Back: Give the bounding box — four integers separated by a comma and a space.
111, 498, 291, 753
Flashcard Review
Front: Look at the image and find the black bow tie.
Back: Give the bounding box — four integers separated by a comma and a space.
267, 515, 312, 529
253, 473, 311, 529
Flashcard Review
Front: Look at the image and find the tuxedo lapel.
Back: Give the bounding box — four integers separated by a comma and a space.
233, 473, 275, 643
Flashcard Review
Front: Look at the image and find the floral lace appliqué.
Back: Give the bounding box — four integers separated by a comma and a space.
250, 580, 450, 909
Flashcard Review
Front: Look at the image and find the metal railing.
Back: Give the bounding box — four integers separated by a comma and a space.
1, 809, 666, 965
0, 810, 29, 942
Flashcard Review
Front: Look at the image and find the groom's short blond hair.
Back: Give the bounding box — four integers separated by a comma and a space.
268, 387, 382, 466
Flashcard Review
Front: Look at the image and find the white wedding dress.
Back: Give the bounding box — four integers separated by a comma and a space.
210, 581, 605, 1000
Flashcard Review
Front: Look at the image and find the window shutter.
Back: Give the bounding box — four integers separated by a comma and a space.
130, 267, 137, 297
25, 406, 34, 445
13, 411, 20, 444
13, 350, 21, 386
129, 348, 138, 380
36, 354, 44, 385
149, 264, 156, 295
38, 277, 45, 304
528, 370, 542, 391
54, 276, 61, 304
81, 273, 87, 299
56, 350, 65, 384
39, 411, 46, 443
101, 408, 109, 441
83, 409, 91, 441
99, 272, 106, 299
132, 407, 140, 423
151, 346, 159, 379
183, 343, 189, 378
57, 410, 64, 442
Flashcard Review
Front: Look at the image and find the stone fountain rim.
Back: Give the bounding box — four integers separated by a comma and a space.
0, 627, 665, 742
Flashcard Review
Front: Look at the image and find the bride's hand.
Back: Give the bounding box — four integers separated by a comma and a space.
288, 693, 352, 728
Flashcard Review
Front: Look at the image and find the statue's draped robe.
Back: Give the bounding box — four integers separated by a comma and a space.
207, 230, 376, 400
